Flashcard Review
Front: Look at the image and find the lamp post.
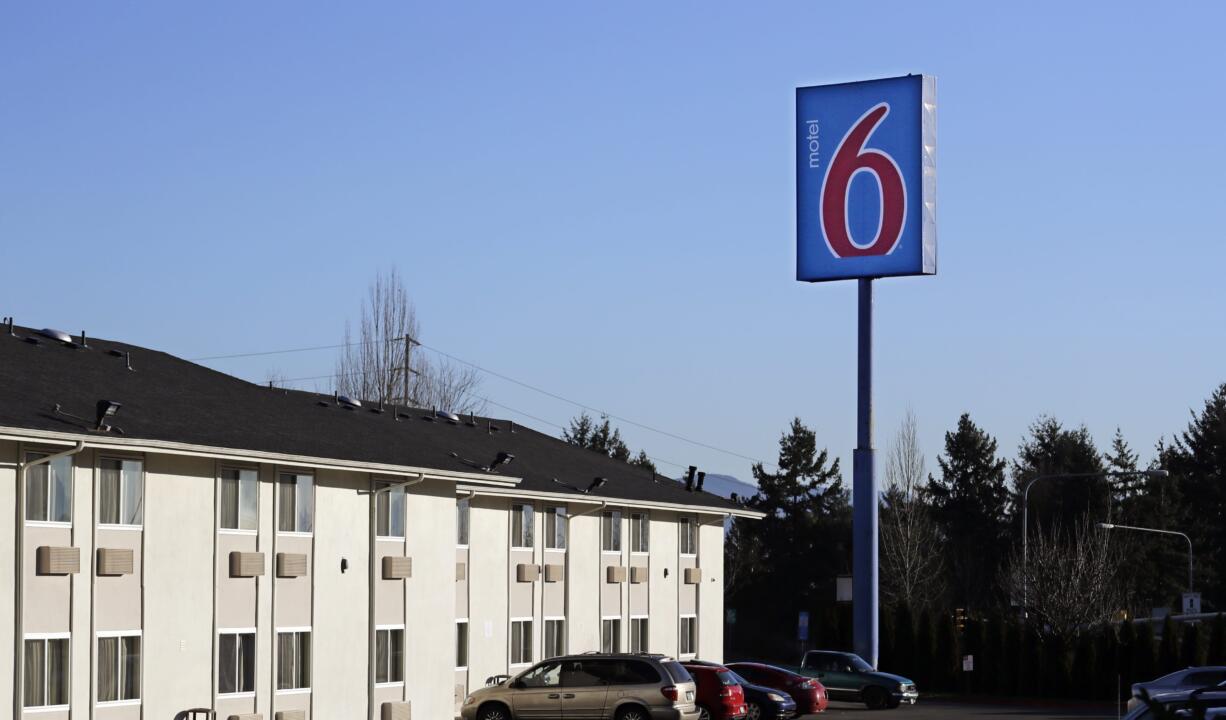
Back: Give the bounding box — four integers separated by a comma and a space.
1021, 469, 1168, 610
1099, 522, 1194, 593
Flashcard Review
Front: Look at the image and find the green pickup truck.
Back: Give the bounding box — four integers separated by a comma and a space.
795, 651, 918, 710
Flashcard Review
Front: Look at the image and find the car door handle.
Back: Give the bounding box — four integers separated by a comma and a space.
562, 693, 575, 699
547, 693, 561, 699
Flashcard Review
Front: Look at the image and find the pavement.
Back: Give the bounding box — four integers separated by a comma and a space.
804, 700, 1117, 719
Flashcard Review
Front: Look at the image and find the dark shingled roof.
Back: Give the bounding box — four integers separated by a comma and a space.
0, 325, 742, 513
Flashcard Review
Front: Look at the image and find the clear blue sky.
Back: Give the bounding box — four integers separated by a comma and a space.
3, 2, 1223, 483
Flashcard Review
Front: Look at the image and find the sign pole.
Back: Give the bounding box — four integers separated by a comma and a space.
853, 277, 879, 667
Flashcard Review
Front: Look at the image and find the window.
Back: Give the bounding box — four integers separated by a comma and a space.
606, 659, 660, 685
375, 627, 404, 685
544, 619, 565, 659
456, 621, 469, 669
100, 458, 143, 526
219, 468, 258, 531
97, 632, 140, 704
519, 661, 561, 688
630, 513, 649, 553
630, 617, 649, 653
679, 517, 697, 555
457, 498, 470, 546
23, 636, 69, 708
601, 511, 622, 552
601, 618, 621, 654
277, 473, 313, 533
679, 616, 697, 657
376, 484, 405, 538
276, 630, 311, 691
544, 506, 567, 550
510, 620, 533, 666
219, 631, 256, 695
511, 504, 534, 548
25, 453, 72, 524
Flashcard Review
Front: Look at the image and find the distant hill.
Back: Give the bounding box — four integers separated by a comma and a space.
674, 472, 757, 501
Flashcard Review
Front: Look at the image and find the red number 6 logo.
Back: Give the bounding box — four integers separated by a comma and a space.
820, 103, 906, 258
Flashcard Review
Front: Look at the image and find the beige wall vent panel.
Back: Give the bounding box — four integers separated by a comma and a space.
606, 565, 627, 584
383, 555, 412, 580
381, 701, 411, 720
630, 565, 649, 584
516, 563, 541, 582
229, 551, 265, 578
685, 567, 703, 584
96, 547, 134, 576
543, 564, 565, 583
36, 546, 80, 575
456, 561, 466, 581
275, 711, 306, 720
228, 715, 263, 720
276, 552, 308, 578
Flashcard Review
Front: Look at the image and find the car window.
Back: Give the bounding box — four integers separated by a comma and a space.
728, 670, 753, 687
520, 662, 562, 688
1185, 672, 1226, 687
848, 654, 874, 672
605, 660, 661, 685
663, 661, 693, 684
716, 671, 738, 686
561, 660, 610, 688
809, 654, 840, 672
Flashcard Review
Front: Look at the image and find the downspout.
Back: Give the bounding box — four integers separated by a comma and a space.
14, 440, 85, 720
564, 501, 606, 652
368, 474, 424, 720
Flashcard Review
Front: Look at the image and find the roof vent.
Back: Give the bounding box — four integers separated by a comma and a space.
437, 410, 460, 425
684, 466, 697, 492
338, 395, 362, 410
696, 471, 706, 492
38, 328, 74, 344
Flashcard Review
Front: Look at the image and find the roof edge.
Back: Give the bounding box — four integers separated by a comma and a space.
454, 482, 766, 520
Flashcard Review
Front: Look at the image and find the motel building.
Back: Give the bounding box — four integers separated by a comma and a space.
0, 324, 761, 720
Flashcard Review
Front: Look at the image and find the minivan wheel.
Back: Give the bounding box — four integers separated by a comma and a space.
697, 704, 712, 720
616, 705, 650, 720
863, 686, 889, 710
478, 702, 511, 720
745, 702, 762, 720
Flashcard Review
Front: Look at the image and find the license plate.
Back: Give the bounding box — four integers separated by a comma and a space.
686, 691, 694, 701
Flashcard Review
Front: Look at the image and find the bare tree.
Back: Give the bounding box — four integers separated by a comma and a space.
880, 410, 945, 610
1003, 516, 1123, 639
334, 268, 484, 413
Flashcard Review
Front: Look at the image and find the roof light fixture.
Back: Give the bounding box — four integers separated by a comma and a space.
586, 477, 608, 494
95, 400, 122, 432
487, 452, 515, 472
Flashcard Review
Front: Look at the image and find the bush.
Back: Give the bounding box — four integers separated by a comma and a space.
1181, 621, 1206, 668
935, 613, 960, 691
1158, 616, 1181, 675
1119, 619, 1137, 687
892, 603, 915, 679
1209, 613, 1226, 665
1134, 621, 1156, 683
914, 610, 935, 689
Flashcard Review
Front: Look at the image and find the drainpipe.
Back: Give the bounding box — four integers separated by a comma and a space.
14, 440, 85, 720
368, 474, 424, 720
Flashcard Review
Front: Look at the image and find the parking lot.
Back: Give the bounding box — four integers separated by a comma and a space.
808, 700, 1116, 719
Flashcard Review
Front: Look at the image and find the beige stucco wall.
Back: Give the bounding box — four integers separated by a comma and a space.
467, 496, 508, 684
648, 511, 679, 658
566, 508, 600, 654
0, 440, 15, 712
403, 479, 457, 720
143, 453, 215, 718
94, 526, 142, 633
698, 521, 725, 662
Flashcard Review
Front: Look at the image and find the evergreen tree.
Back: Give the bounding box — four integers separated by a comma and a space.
1208, 614, 1226, 665
926, 413, 1010, 612
1074, 632, 1098, 700
964, 618, 987, 693
564, 412, 656, 470
893, 603, 916, 680
1158, 616, 1181, 675
1117, 436, 1185, 616
1097, 624, 1120, 702
1013, 417, 1105, 538
935, 612, 959, 692
1134, 622, 1156, 685
1181, 621, 1205, 668
1159, 383, 1226, 604
630, 450, 656, 473
914, 610, 936, 689
1119, 619, 1137, 688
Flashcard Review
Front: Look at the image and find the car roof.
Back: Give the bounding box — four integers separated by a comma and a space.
548, 653, 677, 663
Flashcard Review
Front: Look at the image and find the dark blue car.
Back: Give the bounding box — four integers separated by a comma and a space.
726, 668, 797, 720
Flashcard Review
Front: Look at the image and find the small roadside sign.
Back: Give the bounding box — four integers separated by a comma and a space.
1183, 593, 1202, 615
962, 655, 974, 672
798, 611, 810, 642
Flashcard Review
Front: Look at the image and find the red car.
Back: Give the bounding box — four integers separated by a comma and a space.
725, 662, 828, 715
683, 662, 748, 720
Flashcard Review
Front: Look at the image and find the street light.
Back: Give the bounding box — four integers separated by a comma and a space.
1098, 522, 1194, 593
1021, 469, 1168, 610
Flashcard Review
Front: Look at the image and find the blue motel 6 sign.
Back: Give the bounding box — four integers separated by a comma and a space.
796, 75, 937, 282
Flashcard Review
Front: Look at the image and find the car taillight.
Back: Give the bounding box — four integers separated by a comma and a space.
719, 686, 733, 698
661, 686, 679, 702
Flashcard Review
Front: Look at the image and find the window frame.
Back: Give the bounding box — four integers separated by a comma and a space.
509, 618, 533, 667
218, 628, 257, 697
544, 506, 567, 550
375, 482, 406, 540
601, 617, 621, 654
24, 452, 73, 526
218, 466, 259, 534
374, 625, 405, 687
601, 510, 622, 553
275, 627, 312, 693
23, 632, 71, 710
511, 503, 535, 549
543, 617, 566, 659
630, 512, 650, 554
679, 615, 698, 658
98, 456, 144, 529
629, 616, 649, 654
96, 630, 141, 706
457, 497, 470, 547
455, 619, 469, 670
276, 472, 314, 536
679, 516, 697, 556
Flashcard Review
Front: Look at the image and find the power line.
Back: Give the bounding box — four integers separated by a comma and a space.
193, 335, 774, 469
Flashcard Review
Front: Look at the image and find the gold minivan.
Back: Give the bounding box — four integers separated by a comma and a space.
461, 653, 700, 720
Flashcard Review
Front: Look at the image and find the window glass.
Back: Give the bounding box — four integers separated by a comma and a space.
276, 630, 311, 690
220, 468, 258, 531
679, 617, 697, 656
122, 636, 140, 701
512, 504, 534, 548
520, 661, 561, 688
631, 513, 649, 552
219, 632, 256, 695
601, 619, 621, 653
545, 506, 567, 549
25, 462, 49, 522
601, 511, 622, 552
278, 474, 313, 533
510, 620, 533, 665
561, 660, 605, 688
26, 454, 74, 524
23, 637, 70, 708
663, 661, 694, 684
679, 517, 697, 555
457, 498, 470, 545
630, 618, 649, 653
608, 660, 660, 685
376, 628, 404, 683
544, 619, 565, 659
97, 634, 140, 703
377, 485, 405, 538
456, 622, 469, 668
100, 458, 143, 526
